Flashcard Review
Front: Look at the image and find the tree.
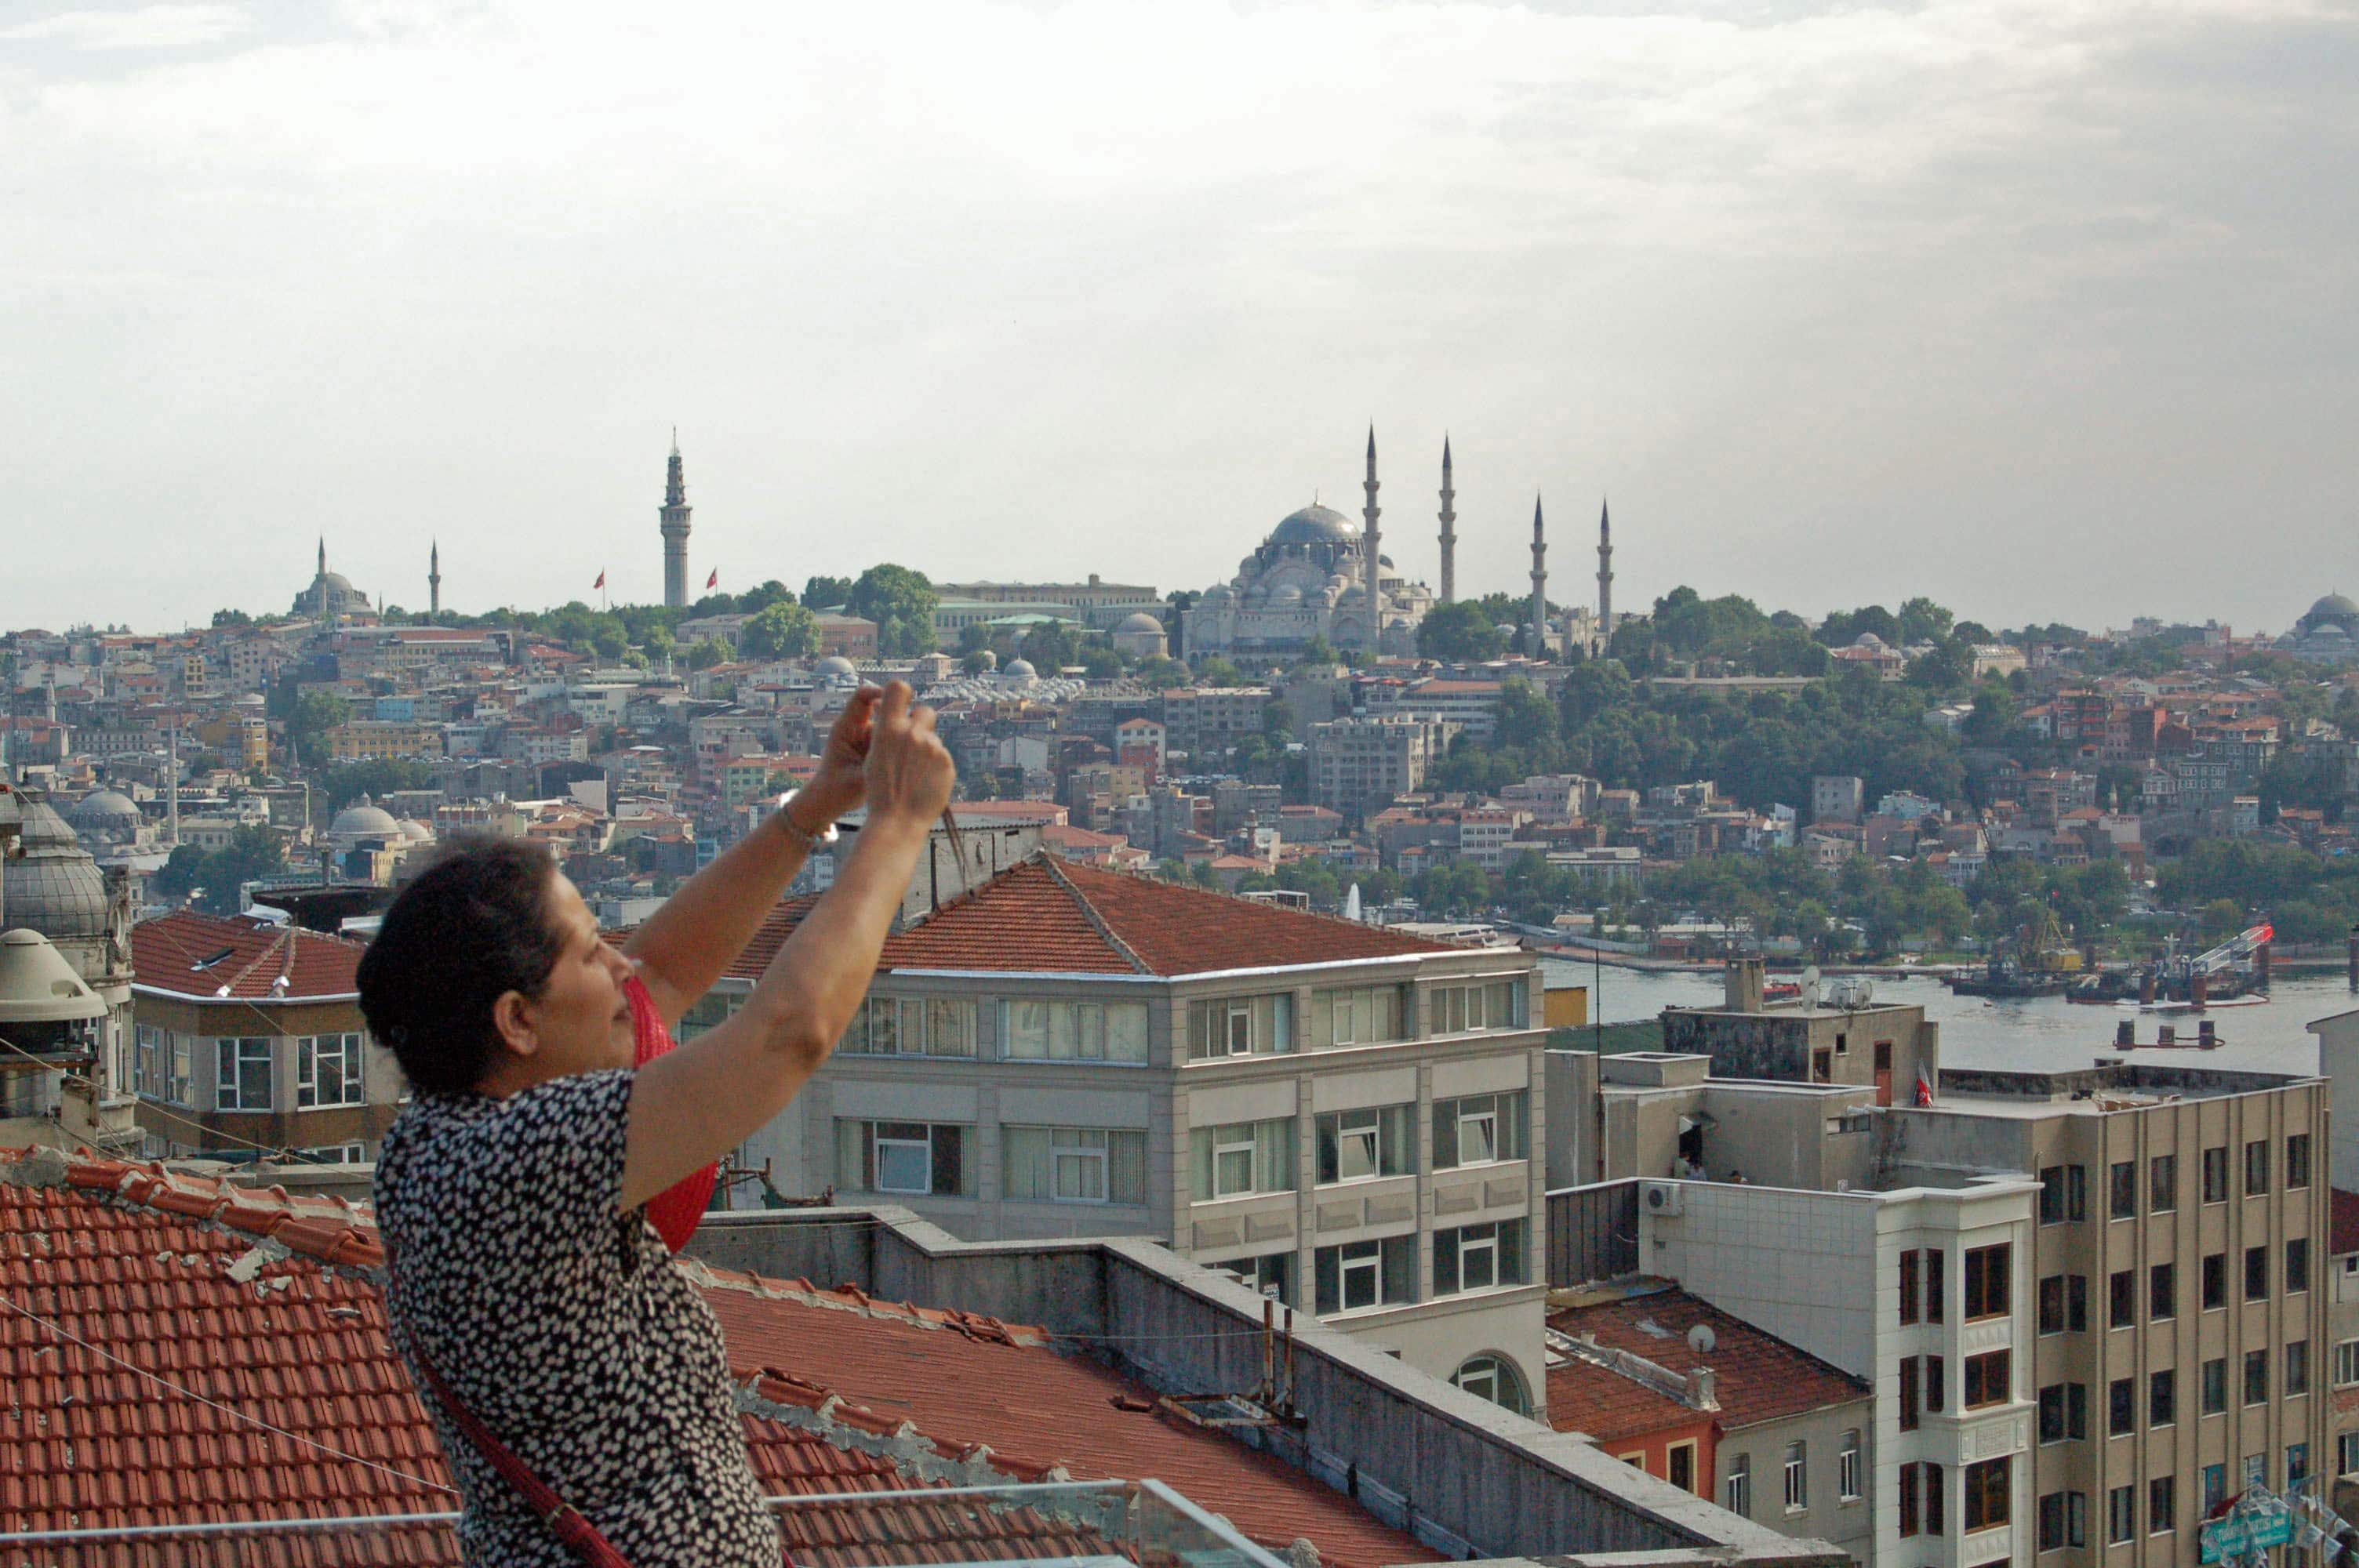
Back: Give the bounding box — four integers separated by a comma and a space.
1193, 656, 1244, 688
847, 565, 939, 655
1897, 597, 1955, 644
153, 826, 286, 916
687, 636, 733, 671
642, 624, 675, 666
740, 601, 820, 660
1816, 605, 1901, 646
1493, 677, 1560, 753
740, 579, 797, 614
803, 575, 855, 612
1020, 622, 1081, 672
286, 690, 351, 768
1418, 600, 1510, 663
210, 608, 253, 628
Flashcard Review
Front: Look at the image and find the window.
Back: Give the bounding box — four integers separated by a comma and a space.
2150, 1368, 2175, 1427
1429, 979, 1525, 1035
2335, 1339, 2359, 1388
1783, 1441, 1807, 1513
1963, 1244, 2009, 1319
1315, 1105, 1415, 1183
2109, 1377, 2135, 1436
1962, 1350, 2009, 1410
1003, 1127, 1147, 1205
1431, 1091, 1528, 1169
2203, 1357, 2227, 1416
214, 1036, 271, 1112
2247, 1138, 2270, 1196
2150, 1152, 2178, 1213
295, 1033, 364, 1109
2149, 1475, 2175, 1536
1310, 985, 1407, 1047
1191, 1118, 1296, 1200
1922, 1247, 1946, 1323
168, 1033, 191, 1105
2150, 1261, 2176, 1321
1186, 993, 1292, 1059
2068, 1273, 2088, 1331
2246, 1454, 2267, 1492
1451, 1355, 1532, 1417
2038, 1165, 2065, 1225
2204, 1252, 2226, 1309
1903, 1249, 1922, 1327
1925, 1353, 1946, 1414
1725, 1454, 1751, 1517
2040, 1492, 2088, 1552
2288, 1132, 2312, 1189
2247, 1244, 2270, 1301
2287, 1339, 2310, 1396
2066, 1164, 2087, 1219
1899, 1356, 1921, 1431
2290, 1443, 2310, 1488
1900, 1461, 1944, 1538
1434, 1220, 1525, 1295
1001, 999, 1147, 1063
1220, 1251, 1292, 1304
134, 1025, 159, 1098
2110, 1269, 2135, 1328
2203, 1464, 2227, 1513
2037, 1274, 2063, 1334
1963, 1457, 2009, 1533
1838, 1431, 1861, 1502
2203, 1145, 2230, 1203
2110, 1160, 2136, 1218
1313, 1235, 1416, 1313
2245, 1348, 2270, 1406
2288, 1237, 2311, 1294
2068, 1381, 2088, 1438
838, 1120, 972, 1197
2037, 1384, 2066, 1443
2106, 1484, 2135, 1545
2340, 1434, 2359, 1477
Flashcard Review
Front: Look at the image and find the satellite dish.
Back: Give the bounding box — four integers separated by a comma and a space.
1687, 1324, 1716, 1354
1801, 965, 1821, 1009
1856, 978, 1874, 1007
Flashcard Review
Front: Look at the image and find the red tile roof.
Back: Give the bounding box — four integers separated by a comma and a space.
1546, 1355, 1701, 1445
2331, 1188, 2359, 1257
725, 856, 1454, 982
0, 1146, 1428, 1567
1547, 1285, 1867, 1434
131, 910, 365, 1002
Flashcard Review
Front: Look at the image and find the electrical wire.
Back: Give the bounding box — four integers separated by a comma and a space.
0, 1291, 459, 1497
0, 1029, 336, 1165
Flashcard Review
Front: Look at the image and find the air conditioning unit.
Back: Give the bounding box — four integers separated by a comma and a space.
1641, 1180, 1684, 1217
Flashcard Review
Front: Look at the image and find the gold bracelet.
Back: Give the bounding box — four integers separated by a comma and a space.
774, 789, 839, 851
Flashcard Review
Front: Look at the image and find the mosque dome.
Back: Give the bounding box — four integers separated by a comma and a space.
813, 655, 859, 683
1273, 586, 1304, 607
329, 800, 402, 840
1853, 632, 1886, 648
398, 818, 434, 844
1267, 505, 1359, 546
1003, 658, 1038, 684
68, 791, 143, 838
2300, 593, 2359, 633
2, 793, 110, 944
1115, 612, 1164, 634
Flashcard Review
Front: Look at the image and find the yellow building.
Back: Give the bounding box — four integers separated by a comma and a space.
325, 722, 443, 763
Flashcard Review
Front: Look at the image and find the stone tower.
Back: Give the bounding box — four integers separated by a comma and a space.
1438, 437, 1456, 606
1597, 498, 1614, 650
429, 539, 442, 617
1528, 495, 1549, 659
660, 431, 692, 610
316, 538, 332, 628
1361, 426, 1384, 648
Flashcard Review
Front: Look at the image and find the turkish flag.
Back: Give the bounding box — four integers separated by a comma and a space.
593, 570, 606, 590
706, 569, 719, 590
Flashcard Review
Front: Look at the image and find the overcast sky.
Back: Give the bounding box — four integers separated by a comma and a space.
5, 0, 2355, 637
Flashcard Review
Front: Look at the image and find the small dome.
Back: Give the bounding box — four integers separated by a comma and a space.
1267, 505, 1358, 546
398, 818, 434, 843
1853, 631, 1885, 648
813, 655, 858, 682
1273, 586, 1304, 606
1, 794, 110, 943
68, 790, 142, 834
1115, 612, 1164, 634
329, 800, 402, 839
1003, 658, 1038, 681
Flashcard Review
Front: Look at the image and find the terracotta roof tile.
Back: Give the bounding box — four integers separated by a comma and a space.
130, 910, 365, 1002
0, 1146, 1429, 1567
1547, 1285, 1867, 1432
723, 856, 1454, 982
1546, 1356, 1700, 1445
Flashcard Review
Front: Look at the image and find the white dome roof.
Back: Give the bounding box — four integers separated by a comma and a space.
329, 801, 402, 837
1114, 612, 1164, 634
1003, 658, 1038, 681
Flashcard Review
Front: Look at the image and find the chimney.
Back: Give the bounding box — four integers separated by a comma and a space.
2115, 1018, 2135, 1047
1685, 1367, 1719, 1410
1724, 957, 1765, 1013
2198, 1018, 2216, 1047
2158, 1024, 2176, 1047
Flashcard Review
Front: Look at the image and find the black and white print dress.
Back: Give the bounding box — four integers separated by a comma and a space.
375, 1069, 780, 1566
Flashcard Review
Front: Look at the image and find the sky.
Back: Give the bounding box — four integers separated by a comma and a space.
4, 0, 2355, 637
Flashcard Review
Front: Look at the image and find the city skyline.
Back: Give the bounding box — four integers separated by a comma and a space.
5, 0, 2354, 632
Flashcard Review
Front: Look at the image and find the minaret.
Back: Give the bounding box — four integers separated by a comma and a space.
167, 731, 180, 848
1437, 437, 1457, 605
1361, 426, 1384, 649
316, 537, 332, 627
430, 539, 442, 617
1528, 495, 1550, 659
1597, 497, 1614, 652
660, 430, 692, 609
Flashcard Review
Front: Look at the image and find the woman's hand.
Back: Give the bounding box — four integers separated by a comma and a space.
861, 681, 955, 829
794, 687, 882, 829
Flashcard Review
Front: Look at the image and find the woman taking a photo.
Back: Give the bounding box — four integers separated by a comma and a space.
358, 681, 955, 1566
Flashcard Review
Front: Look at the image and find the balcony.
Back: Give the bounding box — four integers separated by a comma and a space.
0, 1479, 1292, 1568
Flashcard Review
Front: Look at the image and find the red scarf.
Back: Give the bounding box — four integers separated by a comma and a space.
624, 974, 718, 1252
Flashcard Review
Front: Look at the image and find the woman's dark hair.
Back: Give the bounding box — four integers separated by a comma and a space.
358, 837, 568, 1096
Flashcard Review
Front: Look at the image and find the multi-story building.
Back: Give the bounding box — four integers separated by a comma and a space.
1307, 714, 1453, 818
697, 855, 1551, 1406
324, 720, 444, 763
127, 910, 400, 1165
1158, 687, 1270, 761
1809, 775, 1864, 825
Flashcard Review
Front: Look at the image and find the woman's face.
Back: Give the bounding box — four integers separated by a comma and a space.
509, 871, 637, 1079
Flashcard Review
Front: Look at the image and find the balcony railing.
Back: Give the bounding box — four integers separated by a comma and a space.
0, 1479, 1291, 1568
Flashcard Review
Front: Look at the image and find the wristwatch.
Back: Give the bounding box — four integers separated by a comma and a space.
774, 789, 840, 851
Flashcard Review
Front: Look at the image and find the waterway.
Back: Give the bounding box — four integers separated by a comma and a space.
1536, 957, 2359, 1079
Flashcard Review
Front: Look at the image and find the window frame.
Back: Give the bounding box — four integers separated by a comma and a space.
295, 1032, 365, 1110
1783, 1440, 1808, 1514
213, 1036, 272, 1113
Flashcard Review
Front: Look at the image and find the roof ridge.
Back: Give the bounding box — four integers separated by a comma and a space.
219, 926, 293, 995
1035, 854, 1150, 975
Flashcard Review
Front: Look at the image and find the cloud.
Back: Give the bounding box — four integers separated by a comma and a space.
0, 4, 253, 51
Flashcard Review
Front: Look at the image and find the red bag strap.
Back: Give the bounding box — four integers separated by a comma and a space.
624, 973, 720, 1252
411, 1341, 635, 1568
